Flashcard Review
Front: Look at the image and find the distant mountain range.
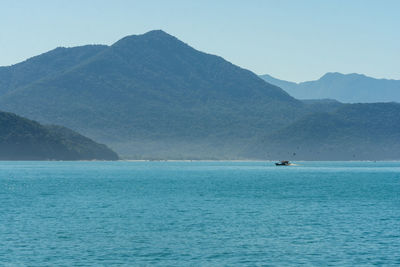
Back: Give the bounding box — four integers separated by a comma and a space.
260, 73, 400, 103
0, 30, 399, 160
0, 111, 118, 160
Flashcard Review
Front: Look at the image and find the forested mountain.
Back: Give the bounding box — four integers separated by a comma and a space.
302, 99, 343, 113
0, 30, 307, 159
260, 73, 400, 103
0, 111, 118, 160
0, 30, 399, 159
0, 45, 107, 96
246, 103, 400, 160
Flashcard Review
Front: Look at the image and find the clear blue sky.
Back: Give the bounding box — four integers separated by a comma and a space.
1, 0, 399, 82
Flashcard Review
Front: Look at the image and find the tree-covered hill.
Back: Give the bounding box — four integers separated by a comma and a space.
0, 45, 107, 96
0, 111, 118, 160
246, 103, 400, 160
0, 30, 307, 159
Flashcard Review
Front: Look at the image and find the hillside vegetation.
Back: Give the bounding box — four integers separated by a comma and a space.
247, 103, 400, 160
0, 111, 118, 160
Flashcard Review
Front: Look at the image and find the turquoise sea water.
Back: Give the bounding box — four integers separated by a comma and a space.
0, 161, 399, 266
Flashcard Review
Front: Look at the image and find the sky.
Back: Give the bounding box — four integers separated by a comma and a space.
0, 0, 399, 82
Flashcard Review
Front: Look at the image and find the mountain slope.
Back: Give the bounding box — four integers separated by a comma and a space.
0, 111, 118, 160
259, 74, 298, 92
246, 103, 400, 160
260, 72, 400, 103
0, 30, 306, 159
0, 45, 107, 96
302, 99, 344, 113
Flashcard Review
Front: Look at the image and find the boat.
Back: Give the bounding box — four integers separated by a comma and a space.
275, 160, 291, 166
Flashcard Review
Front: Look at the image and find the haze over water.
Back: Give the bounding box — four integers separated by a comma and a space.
1, 161, 399, 265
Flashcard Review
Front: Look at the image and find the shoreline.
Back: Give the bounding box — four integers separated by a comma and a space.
1, 159, 400, 162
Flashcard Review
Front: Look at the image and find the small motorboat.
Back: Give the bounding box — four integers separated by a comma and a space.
275, 160, 291, 166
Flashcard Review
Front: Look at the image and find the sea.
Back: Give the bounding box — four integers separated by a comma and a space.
0, 161, 399, 266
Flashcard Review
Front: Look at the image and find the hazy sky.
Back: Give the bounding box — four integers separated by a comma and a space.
1, 0, 399, 82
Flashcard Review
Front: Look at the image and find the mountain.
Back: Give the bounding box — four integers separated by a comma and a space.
0, 30, 399, 160
246, 103, 400, 160
260, 73, 400, 103
0, 111, 118, 160
0, 45, 107, 96
301, 99, 344, 113
259, 74, 298, 92
0, 30, 306, 159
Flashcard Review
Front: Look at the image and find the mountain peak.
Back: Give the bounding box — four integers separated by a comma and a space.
319, 72, 343, 80
143, 29, 170, 36
112, 30, 177, 47
319, 72, 367, 81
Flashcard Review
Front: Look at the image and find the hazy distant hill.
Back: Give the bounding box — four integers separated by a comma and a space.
0, 30, 306, 159
0, 30, 399, 160
0, 111, 118, 160
260, 73, 400, 103
246, 103, 400, 160
301, 99, 343, 113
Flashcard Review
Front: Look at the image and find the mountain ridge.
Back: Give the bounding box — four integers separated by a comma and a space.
260, 72, 400, 103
